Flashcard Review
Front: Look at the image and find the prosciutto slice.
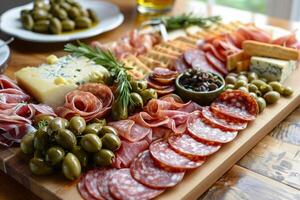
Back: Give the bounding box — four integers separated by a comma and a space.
109, 120, 152, 142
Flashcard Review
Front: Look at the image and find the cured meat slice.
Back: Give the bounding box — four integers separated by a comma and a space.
78, 175, 98, 200
183, 49, 203, 65
187, 111, 237, 144
84, 170, 104, 200
156, 85, 175, 96
174, 56, 189, 73
97, 168, 117, 200
146, 77, 171, 90
131, 150, 185, 189
205, 51, 228, 76
109, 168, 164, 200
211, 90, 258, 122
109, 120, 151, 142
149, 139, 204, 171
202, 106, 247, 131
151, 67, 177, 79
168, 133, 221, 158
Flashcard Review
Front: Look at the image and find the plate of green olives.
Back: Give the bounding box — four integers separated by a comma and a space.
0, 0, 124, 43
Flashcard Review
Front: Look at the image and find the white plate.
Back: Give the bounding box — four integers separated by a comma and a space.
0, 39, 10, 74
0, 0, 124, 43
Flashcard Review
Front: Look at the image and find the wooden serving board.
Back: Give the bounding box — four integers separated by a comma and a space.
0, 68, 300, 200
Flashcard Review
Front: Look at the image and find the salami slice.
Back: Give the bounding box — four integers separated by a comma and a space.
211, 90, 259, 122
146, 77, 171, 90
149, 139, 204, 171
109, 168, 164, 200
152, 67, 177, 78
187, 111, 238, 144
168, 133, 221, 158
184, 49, 203, 65
78, 175, 98, 200
156, 85, 175, 96
174, 56, 189, 73
205, 51, 228, 76
84, 170, 104, 200
202, 106, 247, 131
97, 168, 117, 200
131, 150, 185, 189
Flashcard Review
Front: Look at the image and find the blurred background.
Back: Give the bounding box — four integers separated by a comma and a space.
1, 0, 300, 20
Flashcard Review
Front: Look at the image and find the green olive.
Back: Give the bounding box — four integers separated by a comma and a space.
238, 86, 248, 93
237, 74, 248, 82
260, 78, 268, 83
247, 72, 258, 82
140, 88, 158, 104
55, 129, 77, 150
79, 8, 89, 17
45, 146, 65, 166
53, 7, 68, 20
256, 97, 266, 113
34, 1, 48, 10
29, 158, 53, 176
264, 91, 280, 104
62, 153, 81, 180
21, 14, 34, 30
87, 9, 98, 22
93, 149, 115, 167
225, 76, 237, 85
80, 134, 102, 153
34, 129, 49, 151
33, 20, 50, 33
281, 86, 293, 97
68, 7, 81, 19
91, 118, 107, 126
71, 146, 89, 168
83, 123, 102, 135
69, 116, 86, 135
248, 84, 258, 93
269, 81, 283, 93
259, 84, 273, 95
49, 117, 69, 132
256, 90, 262, 97
32, 9, 48, 20
33, 115, 55, 127
99, 126, 118, 137
224, 84, 235, 90
227, 72, 238, 77
21, 9, 31, 17
49, 17, 62, 34
101, 133, 121, 152
249, 92, 257, 99
130, 80, 148, 93
130, 92, 144, 108
61, 19, 75, 31
251, 79, 267, 88
34, 150, 44, 159
111, 101, 128, 121
20, 133, 35, 155
60, 2, 72, 11
75, 17, 92, 29
238, 71, 248, 76
234, 79, 248, 88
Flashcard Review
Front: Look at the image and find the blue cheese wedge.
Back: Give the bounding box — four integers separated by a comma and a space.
250, 56, 297, 83
15, 55, 109, 107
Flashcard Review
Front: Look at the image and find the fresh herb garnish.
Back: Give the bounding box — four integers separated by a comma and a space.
64, 42, 133, 112
159, 13, 221, 30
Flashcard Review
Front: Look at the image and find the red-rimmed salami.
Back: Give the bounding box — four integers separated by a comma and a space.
78, 175, 98, 200
211, 90, 258, 122
97, 168, 117, 200
202, 106, 247, 131
205, 51, 228, 76
168, 133, 221, 158
84, 170, 104, 200
152, 67, 177, 79
187, 111, 237, 144
156, 85, 175, 96
149, 139, 204, 171
109, 168, 164, 200
131, 150, 185, 189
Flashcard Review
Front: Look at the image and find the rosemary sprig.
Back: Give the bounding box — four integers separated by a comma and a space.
159, 13, 221, 30
64, 42, 133, 111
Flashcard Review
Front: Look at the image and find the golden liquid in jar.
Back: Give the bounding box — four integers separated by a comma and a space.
137, 0, 175, 12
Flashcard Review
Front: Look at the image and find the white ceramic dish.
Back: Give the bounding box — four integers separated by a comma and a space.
0, 39, 10, 74
0, 0, 124, 43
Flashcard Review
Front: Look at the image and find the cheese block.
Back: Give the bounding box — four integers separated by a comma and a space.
250, 56, 297, 83
15, 55, 109, 107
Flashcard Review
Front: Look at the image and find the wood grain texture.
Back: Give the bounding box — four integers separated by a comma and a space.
199, 165, 300, 200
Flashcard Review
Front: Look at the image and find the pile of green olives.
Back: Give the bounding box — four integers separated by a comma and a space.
20, 0, 99, 34
111, 80, 157, 120
20, 115, 121, 180
224, 71, 293, 113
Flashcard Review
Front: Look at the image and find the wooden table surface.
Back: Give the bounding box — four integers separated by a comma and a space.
1, 0, 300, 199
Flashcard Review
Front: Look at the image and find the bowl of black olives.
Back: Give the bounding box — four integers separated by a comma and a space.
175, 69, 225, 105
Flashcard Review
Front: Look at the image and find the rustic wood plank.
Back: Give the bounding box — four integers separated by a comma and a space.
199, 165, 300, 200
238, 135, 300, 190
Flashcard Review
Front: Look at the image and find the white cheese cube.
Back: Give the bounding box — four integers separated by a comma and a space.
15, 56, 109, 107
250, 56, 297, 83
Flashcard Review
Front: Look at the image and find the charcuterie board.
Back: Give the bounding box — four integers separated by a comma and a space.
1, 12, 300, 200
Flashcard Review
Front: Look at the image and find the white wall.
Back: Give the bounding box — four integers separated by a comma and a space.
0, 0, 31, 14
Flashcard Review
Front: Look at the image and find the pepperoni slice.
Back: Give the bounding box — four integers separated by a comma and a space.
85, 170, 104, 200
109, 168, 164, 200
149, 139, 204, 172
205, 51, 228, 76
152, 67, 178, 78
156, 85, 175, 96
168, 133, 221, 158
174, 56, 189, 73
97, 168, 117, 200
211, 90, 258, 122
184, 49, 204, 65
202, 106, 247, 131
146, 77, 171, 90
78, 175, 98, 200
187, 111, 238, 144
131, 150, 185, 189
